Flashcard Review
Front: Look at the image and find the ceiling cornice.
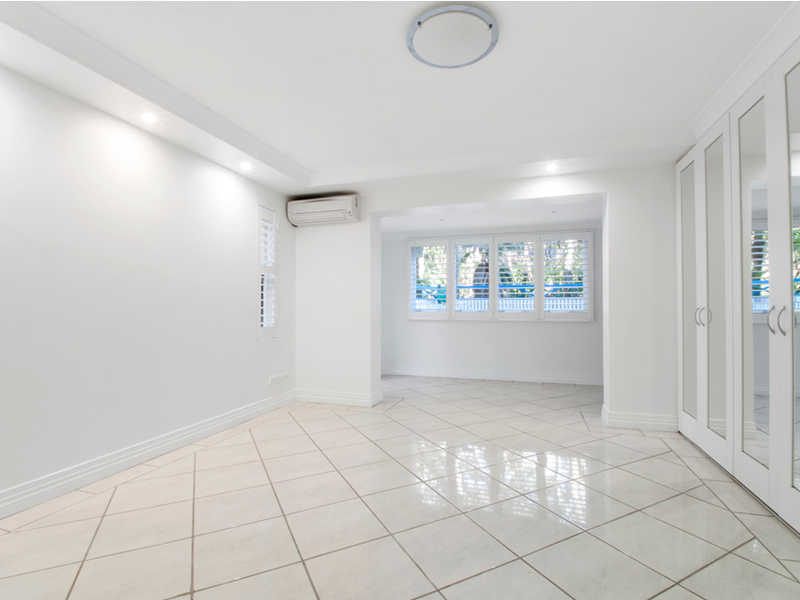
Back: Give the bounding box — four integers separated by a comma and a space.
690, 1, 800, 138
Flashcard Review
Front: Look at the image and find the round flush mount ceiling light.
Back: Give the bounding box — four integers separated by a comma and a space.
141, 113, 157, 123
240, 162, 252, 171
546, 163, 558, 173
407, 5, 498, 69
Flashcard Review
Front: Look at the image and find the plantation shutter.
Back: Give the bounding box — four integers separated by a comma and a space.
497, 239, 536, 315
409, 241, 448, 317
258, 206, 278, 337
794, 227, 800, 311
541, 232, 592, 320
751, 229, 769, 314
454, 241, 491, 315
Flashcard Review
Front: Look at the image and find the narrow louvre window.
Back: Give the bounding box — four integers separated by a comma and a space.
258, 206, 278, 337
751, 229, 769, 313
455, 243, 490, 313
497, 241, 535, 313
410, 243, 447, 313
543, 236, 589, 314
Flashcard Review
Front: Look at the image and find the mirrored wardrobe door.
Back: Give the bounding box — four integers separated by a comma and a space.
771, 51, 800, 532
731, 80, 772, 502
740, 98, 771, 469
788, 61, 800, 500
706, 135, 729, 443
680, 160, 699, 427
676, 117, 731, 469
697, 119, 732, 467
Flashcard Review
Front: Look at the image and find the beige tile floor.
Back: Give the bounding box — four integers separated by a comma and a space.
2, 376, 800, 599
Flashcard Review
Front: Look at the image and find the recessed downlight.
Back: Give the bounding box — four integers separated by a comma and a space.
141, 113, 157, 123
240, 162, 252, 171
546, 163, 558, 173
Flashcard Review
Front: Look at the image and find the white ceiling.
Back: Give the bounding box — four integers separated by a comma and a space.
0, 2, 795, 193
381, 193, 605, 237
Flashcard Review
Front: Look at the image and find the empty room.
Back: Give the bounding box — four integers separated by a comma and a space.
2, 2, 800, 599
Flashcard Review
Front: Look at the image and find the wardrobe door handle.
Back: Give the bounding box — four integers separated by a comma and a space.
698, 307, 706, 327
778, 306, 788, 336
768, 305, 776, 334
707, 309, 713, 324
694, 307, 701, 326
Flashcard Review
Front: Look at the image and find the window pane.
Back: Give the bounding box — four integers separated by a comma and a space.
260, 273, 275, 327
497, 241, 535, 313
543, 238, 589, 313
410, 244, 447, 312
455, 243, 490, 312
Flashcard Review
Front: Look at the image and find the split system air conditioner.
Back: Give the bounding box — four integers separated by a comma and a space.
287, 195, 361, 226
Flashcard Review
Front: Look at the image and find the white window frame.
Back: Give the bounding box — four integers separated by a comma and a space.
408, 238, 450, 320
408, 230, 594, 322
257, 204, 278, 339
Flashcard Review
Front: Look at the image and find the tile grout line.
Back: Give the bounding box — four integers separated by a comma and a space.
283, 390, 612, 598
1, 447, 726, 590
729, 504, 800, 581
0, 492, 100, 534
189, 452, 196, 600
285, 409, 443, 597
63, 486, 116, 600
247, 427, 322, 600
344, 381, 601, 596
725, 536, 800, 582
379, 385, 779, 593
10, 377, 800, 598
674, 435, 800, 578
449, 508, 581, 599
665, 543, 752, 594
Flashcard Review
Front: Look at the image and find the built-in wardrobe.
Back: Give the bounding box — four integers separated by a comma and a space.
678, 38, 800, 532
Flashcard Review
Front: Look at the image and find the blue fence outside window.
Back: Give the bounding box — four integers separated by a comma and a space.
412, 283, 587, 312
750, 278, 800, 312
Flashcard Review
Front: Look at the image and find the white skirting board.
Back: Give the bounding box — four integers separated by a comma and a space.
0, 389, 296, 521
382, 368, 603, 387
601, 405, 679, 432
295, 388, 382, 408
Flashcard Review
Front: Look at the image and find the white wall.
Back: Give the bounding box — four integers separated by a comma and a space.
0, 66, 295, 517
294, 166, 677, 429
295, 166, 676, 427
381, 228, 603, 385
295, 214, 381, 406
